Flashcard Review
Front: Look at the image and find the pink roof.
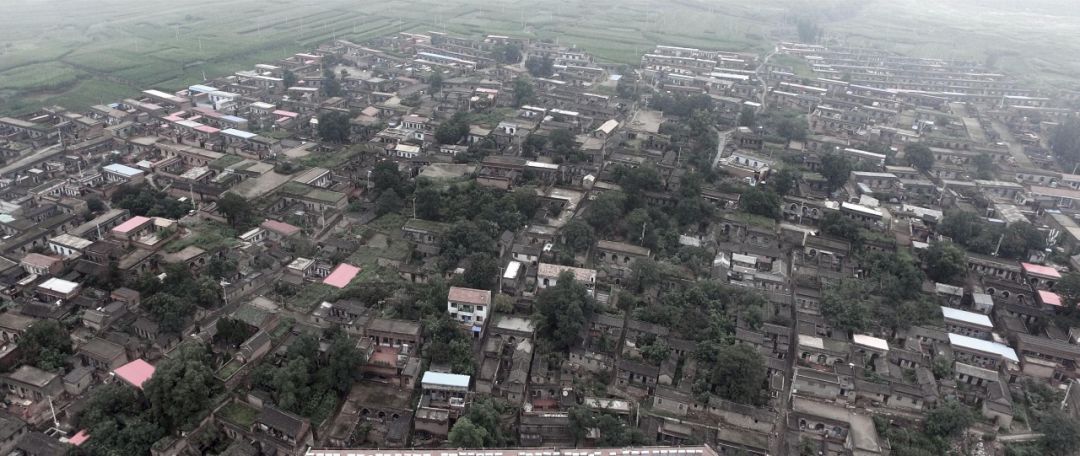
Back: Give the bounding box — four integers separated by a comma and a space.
22, 252, 60, 268
1039, 290, 1063, 307
113, 359, 155, 389
273, 109, 299, 118
448, 286, 491, 305
111, 216, 151, 234
69, 430, 90, 446
260, 219, 301, 237
323, 264, 361, 288
1021, 262, 1061, 279
195, 125, 221, 134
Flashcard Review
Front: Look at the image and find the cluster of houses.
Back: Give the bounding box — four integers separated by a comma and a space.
2, 26, 1080, 456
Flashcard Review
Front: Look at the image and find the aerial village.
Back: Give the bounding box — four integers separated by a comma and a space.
0, 30, 1079, 456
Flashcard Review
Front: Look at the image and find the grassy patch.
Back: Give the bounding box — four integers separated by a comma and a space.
167, 221, 239, 253
217, 401, 259, 427
216, 359, 244, 379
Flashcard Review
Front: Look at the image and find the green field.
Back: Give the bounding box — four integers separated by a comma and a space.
2, 0, 1079, 114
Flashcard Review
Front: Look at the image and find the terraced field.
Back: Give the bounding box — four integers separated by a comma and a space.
2, 0, 1079, 114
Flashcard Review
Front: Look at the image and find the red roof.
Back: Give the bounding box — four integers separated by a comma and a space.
69, 430, 90, 446
21, 253, 60, 269
111, 216, 151, 234
323, 264, 361, 288
1039, 290, 1063, 307
448, 286, 491, 306
113, 359, 155, 389
1021, 262, 1062, 279
260, 219, 301, 237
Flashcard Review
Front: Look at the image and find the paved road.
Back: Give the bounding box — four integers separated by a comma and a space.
712, 129, 735, 169
989, 119, 1034, 168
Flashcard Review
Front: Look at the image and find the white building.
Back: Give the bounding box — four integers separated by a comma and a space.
447, 286, 491, 336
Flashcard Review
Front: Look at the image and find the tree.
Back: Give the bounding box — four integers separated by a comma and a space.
796, 18, 823, 43
414, 185, 442, 220
641, 339, 670, 365
768, 167, 799, 197
925, 241, 967, 283
998, 222, 1045, 260
86, 197, 106, 213
534, 271, 593, 351
462, 253, 498, 289
215, 317, 254, 348
428, 71, 443, 96
904, 143, 935, 172
282, 69, 297, 88
820, 153, 853, 192
20, 320, 72, 371
217, 192, 257, 231
705, 344, 766, 405
526, 54, 554, 77
208, 256, 238, 280
616, 69, 638, 101
1057, 272, 1080, 307
370, 160, 403, 195
938, 210, 999, 254
375, 190, 403, 215
1036, 412, 1080, 456
821, 281, 870, 332
493, 43, 523, 64
317, 111, 351, 143
321, 69, 342, 97
449, 418, 490, 448
513, 77, 535, 107
435, 113, 470, 145
776, 115, 807, 141
143, 293, 194, 335
143, 343, 219, 432
561, 220, 596, 251
585, 192, 626, 234
924, 400, 974, 438
973, 153, 995, 179
738, 106, 755, 127
1052, 117, 1080, 168
548, 129, 582, 163
740, 188, 781, 219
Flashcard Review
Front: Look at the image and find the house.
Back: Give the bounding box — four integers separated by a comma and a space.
3, 366, 62, 402
365, 318, 422, 349
447, 287, 491, 336
421, 371, 470, 408
19, 253, 62, 276
615, 359, 659, 389
941, 306, 994, 340
0, 413, 26, 456
112, 359, 155, 390
0, 313, 34, 344
254, 405, 313, 455
595, 240, 651, 280
536, 263, 596, 295
77, 337, 128, 371
948, 333, 1018, 370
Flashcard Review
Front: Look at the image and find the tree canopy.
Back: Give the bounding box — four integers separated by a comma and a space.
19, 320, 72, 371
217, 192, 257, 231
317, 111, 351, 143
513, 77, 535, 107
436, 112, 470, 145
533, 271, 594, 351
904, 143, 935, 172
143, 343, 220, 431
924, 240, 967, 283
820, 153, 853, 193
